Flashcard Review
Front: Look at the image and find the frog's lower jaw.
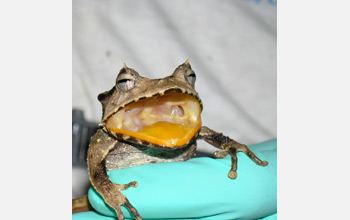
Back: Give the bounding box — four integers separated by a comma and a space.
106, 92, 201, 148
105, 141, 197, 171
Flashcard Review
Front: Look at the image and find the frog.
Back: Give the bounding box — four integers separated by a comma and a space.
86, 60, 268, 220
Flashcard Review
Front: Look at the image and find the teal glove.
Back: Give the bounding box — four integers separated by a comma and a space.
73, 139, 277, 220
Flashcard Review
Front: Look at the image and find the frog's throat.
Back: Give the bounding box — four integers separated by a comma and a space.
105, 91, 202, 148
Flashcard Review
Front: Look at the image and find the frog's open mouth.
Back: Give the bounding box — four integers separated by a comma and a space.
106, 91, 202, 148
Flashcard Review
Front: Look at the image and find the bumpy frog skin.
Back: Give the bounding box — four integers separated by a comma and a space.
86, 60, 268, 220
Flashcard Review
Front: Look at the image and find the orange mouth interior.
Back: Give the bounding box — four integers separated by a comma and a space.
106, 92, 202, 147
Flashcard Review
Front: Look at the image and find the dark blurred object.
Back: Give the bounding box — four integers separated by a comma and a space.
72, 109, 99, 167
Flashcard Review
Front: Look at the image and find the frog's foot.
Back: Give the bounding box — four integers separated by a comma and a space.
216, 143, 268, 179
102, 181, 142, 220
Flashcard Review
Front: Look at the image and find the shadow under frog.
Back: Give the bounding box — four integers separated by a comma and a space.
76, 60, 268, 220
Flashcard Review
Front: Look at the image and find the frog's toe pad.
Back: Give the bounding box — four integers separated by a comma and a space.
261, 161, 269, 166
228, 170, 237, 179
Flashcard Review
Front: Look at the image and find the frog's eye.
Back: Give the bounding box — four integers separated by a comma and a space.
117, 73, 136, 91
185, 71, 196, 87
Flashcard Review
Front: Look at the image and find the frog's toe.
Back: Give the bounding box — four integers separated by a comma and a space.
114, 180, 138, 190
228, 170, 237, 179
213, 149, 229, 158
104, 185, 142, 220
261, 161, 269, 166
237, 144, 269, 166
123, 199, 142, 220
110, 198, 142, 220
123, 180, 138, 189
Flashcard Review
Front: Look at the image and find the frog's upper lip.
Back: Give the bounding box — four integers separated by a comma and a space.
101, 88, 202, 126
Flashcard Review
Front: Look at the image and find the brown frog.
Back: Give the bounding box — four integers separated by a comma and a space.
87, 60, 268, 220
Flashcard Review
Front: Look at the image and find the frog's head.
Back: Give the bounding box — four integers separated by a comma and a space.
98, 60, 202, 148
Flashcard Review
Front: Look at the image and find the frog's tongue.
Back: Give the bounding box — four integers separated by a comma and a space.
106, 92, 201, 148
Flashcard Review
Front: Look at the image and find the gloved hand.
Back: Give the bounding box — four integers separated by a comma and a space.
73, 139, 277, 220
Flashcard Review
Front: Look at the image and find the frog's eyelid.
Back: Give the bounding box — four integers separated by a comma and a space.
117, 78, 133, 83
188, 73, 196, 77
117, 72, 134, 79
117, 76, 135, 91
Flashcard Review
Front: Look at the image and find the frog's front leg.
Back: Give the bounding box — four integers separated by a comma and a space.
87, 129, 142, 220
198, 126, 268, 179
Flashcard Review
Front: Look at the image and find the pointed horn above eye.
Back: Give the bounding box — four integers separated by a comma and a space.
123, 63, 128, 69
172, 60, 192, 76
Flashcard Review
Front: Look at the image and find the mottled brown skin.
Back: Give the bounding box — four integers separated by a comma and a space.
86, 61, 268, 220
198, 126, 268, 179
